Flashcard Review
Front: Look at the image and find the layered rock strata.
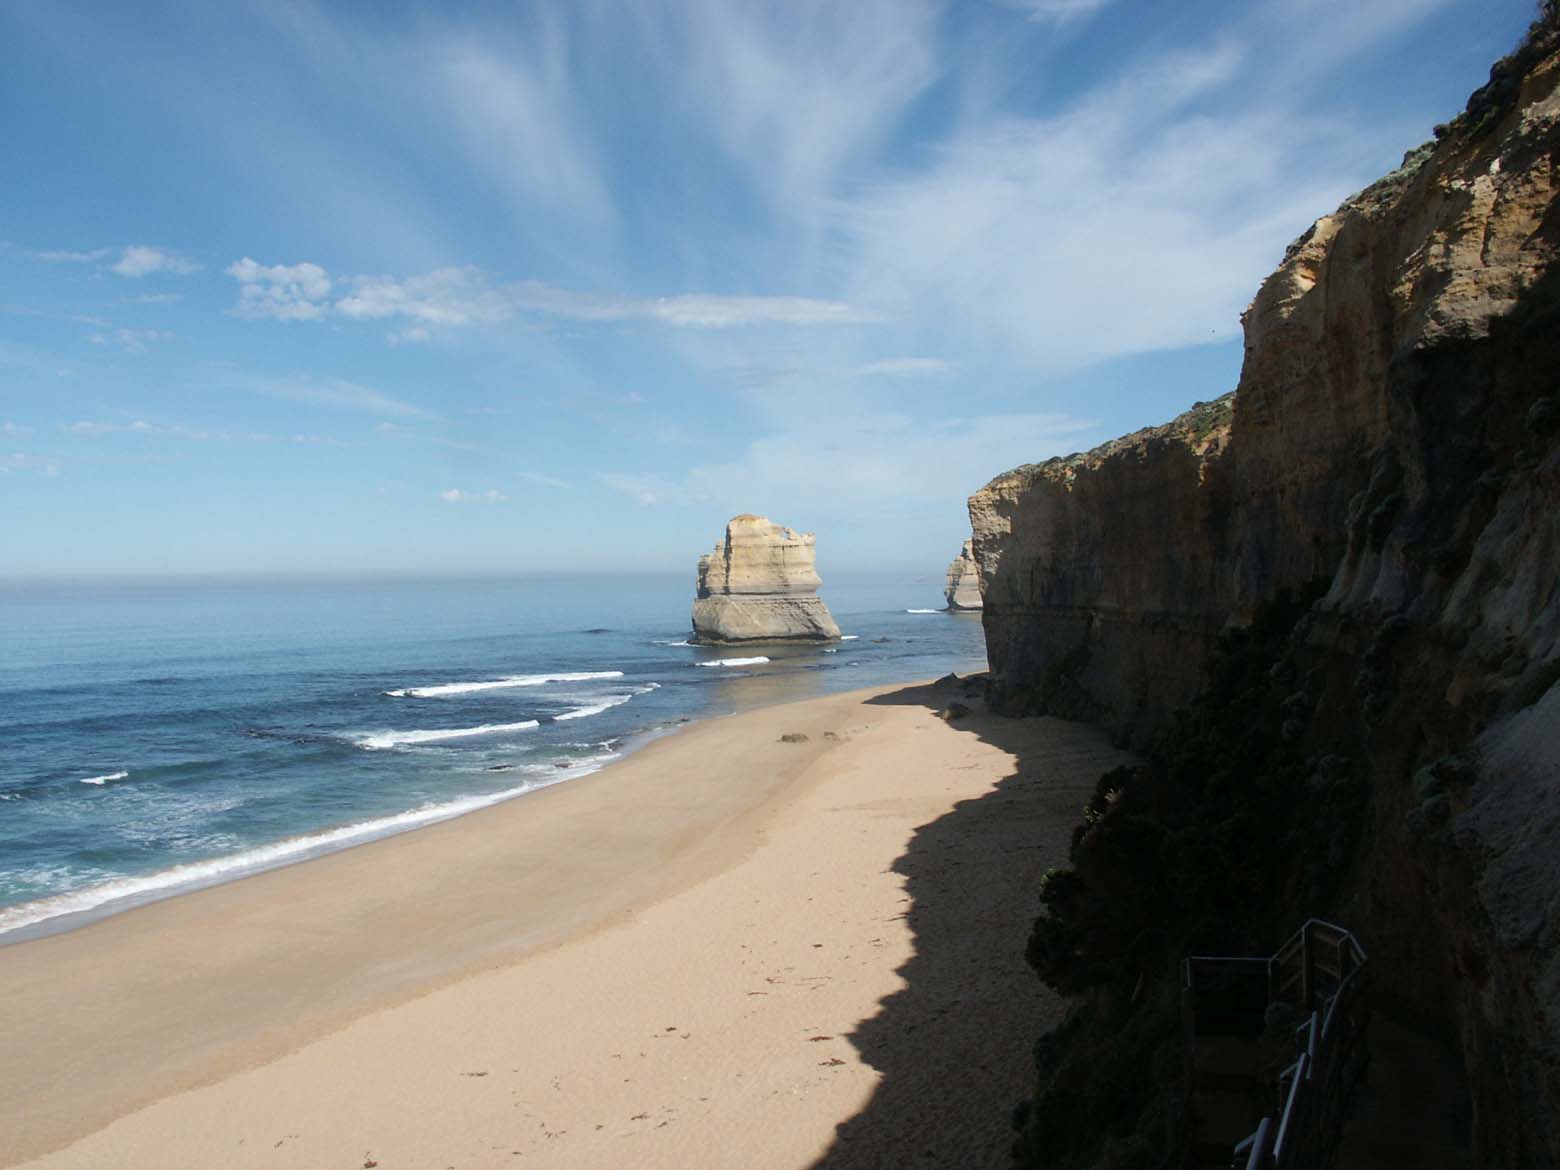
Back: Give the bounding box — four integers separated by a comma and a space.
974, 25, 1560, 1167
691, 515, 841, 643
943, 539, 983, 610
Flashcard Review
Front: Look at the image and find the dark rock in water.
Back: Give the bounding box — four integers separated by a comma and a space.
485, 764, 514, 773
583, 627, 611, 634
872, 637, 892, 644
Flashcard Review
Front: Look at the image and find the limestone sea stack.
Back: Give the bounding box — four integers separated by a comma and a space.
691, 515, 841, 643
944, 539, 982, 610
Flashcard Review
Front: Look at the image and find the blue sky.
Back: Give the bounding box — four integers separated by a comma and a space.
0, 0, 1537, 579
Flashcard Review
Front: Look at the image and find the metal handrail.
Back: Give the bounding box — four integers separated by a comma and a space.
1272, 1052, 1308, 1159
1238, 1117, 1274, 1170
1183, 920, 1369, 1170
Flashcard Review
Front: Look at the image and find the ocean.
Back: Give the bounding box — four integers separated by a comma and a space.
0, 573, 986, 943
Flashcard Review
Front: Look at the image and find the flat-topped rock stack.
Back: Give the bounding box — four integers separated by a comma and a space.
691, 515, 841, 644
944, 539, 982, 610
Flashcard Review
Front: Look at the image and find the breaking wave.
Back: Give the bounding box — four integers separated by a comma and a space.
385, 670, 624, 698
78, 770, 129, 786
355, 720, 540, 750
695, 657, 770, 668
0, 754, 619, 939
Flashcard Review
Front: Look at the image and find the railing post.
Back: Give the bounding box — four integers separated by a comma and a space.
1300, 922, 1312, 1011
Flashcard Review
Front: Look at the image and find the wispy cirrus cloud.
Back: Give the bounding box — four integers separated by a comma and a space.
599, 471, 700, 507
234, 374, 432, 418
31, 244, 199, 277
996, 0, 1116, 23
439, 33, 613, 225
0, 453, 59, 476
517, 471, 569, 489
30, 247, 111, 263
855, 357, 957, 378
59, 418, 277, 442
2, 422, 35, 436
228, 260, 881, 331
89, 328, 170, 354
439, 488, 507, 504
601, 409, 1096, 514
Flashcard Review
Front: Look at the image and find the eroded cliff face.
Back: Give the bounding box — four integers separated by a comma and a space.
944, 539, 983, 610
977, 27, 1560, 1168
691, 515, 841, 643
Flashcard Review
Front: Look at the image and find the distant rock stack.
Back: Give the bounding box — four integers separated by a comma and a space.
691, 515, 841, 643
944, 539, 983, 610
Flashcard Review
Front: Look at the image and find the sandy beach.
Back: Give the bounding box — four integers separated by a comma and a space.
0, 679, 1133, 1170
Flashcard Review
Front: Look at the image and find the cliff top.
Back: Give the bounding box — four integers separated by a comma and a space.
981, 391, 1235, 495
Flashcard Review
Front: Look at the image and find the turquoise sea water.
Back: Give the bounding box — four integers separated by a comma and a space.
0, 574, 985, 942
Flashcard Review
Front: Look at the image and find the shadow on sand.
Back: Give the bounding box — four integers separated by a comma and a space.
805, 678, 1135, 1170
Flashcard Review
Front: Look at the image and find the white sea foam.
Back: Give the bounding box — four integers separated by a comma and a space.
695, 656, 770, 668
0, 753, 621, 940
652, 639, 691, 646
553, 682, 657, 722
78, 771, 128, 786
840, 635, 859, 641
385, 670, 624, 698
355, 720, 540, 750
906, 608, 939, 614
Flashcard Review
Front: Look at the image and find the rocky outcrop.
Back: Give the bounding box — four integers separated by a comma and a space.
944, 539, 983, 610
691, 515, 841, 643
977, 21, 1560, 1168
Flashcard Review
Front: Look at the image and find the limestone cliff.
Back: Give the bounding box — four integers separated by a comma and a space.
691, 515, 841, 643
944, 539, 983, 610
978, 21, 1560, 1168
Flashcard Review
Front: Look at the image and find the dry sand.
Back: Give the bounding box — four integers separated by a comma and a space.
0, 679, 1133, 1170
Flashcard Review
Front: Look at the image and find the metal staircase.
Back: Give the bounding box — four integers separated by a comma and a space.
1180, 920, 1369, 1170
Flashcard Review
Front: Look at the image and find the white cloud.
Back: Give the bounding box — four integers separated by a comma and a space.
110, 245, 200, 278
837, 40, 1357, 373
338, 267, 509, 325
61, 419, 160, 435
0, 453, 58, 475
31, 247, 110, 263
439, 488, 507, 504
517, 471, 569, 489
89, 328, 169, 353
689, 411, 1097, 509
133, 292, 182, 305
599, 410, 1095, 515
239, 374, 430, 418
1, 422, 34, 436
228, 259, 881, 331
440, 37, 613, 223
59, 419, 276, 442
997, 0, 1115, 22
855, 357, 957, 378
640, 0, 939, 218
227, 257, 333, 320
387, 326, 431, 345
599, 472, 698, 507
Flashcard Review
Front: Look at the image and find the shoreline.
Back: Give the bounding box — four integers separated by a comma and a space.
1, 675, 1133, 1170
0, 652, 982, 947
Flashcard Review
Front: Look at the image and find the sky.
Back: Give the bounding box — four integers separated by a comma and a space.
0, 0, 1540, 579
